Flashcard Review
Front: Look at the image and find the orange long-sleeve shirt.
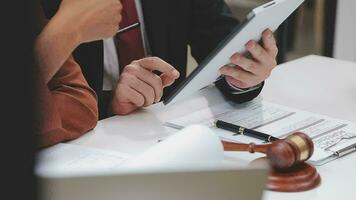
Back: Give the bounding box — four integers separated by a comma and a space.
37, 56, 98, 148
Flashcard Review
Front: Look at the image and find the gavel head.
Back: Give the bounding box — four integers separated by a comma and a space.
267, 132, 314, 169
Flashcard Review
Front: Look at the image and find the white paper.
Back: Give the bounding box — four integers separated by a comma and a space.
121, 125, 224, 171
36, 125, 225, 177
36, 143, 131, 177
166, 99, 356, 165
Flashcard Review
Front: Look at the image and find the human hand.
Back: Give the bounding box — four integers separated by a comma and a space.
111, 57, 180, 115
219, 29, 278, 89
56, 0, 122, 43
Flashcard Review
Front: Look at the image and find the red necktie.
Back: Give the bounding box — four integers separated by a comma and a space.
115, 0, 145, 71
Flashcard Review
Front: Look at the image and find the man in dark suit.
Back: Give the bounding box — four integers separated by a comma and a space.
42, 0, 278, 119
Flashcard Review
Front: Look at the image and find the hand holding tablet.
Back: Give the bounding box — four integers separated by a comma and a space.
220, 29, 278, 89
163, 0, 305, 105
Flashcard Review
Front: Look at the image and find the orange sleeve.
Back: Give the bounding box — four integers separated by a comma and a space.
37, 56, 98, 148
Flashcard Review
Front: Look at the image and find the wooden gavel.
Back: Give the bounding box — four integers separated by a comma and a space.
222, 132, 314, 169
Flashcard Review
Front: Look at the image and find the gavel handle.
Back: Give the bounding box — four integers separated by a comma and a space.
222, 141, 269, 154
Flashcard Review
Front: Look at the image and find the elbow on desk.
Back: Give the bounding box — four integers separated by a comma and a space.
37, 90, 99, 148
70, 102, 98, 136
38, 102, 98, 149
38, 113, 98, 149
60, 91, 99, 139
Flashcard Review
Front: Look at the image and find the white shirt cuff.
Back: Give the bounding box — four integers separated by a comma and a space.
226, 79, 262, 94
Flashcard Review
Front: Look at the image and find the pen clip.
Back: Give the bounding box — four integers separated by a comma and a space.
333, 143, 356, 157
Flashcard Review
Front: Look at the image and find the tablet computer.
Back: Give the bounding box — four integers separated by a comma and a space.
163, 0, 304, 105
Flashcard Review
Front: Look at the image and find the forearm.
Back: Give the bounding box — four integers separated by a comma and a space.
34, 11, 80, 84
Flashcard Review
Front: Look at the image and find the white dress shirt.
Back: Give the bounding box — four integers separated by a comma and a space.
103, 0, 149, 91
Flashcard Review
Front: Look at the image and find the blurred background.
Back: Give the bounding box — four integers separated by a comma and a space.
188, 0, 355, 75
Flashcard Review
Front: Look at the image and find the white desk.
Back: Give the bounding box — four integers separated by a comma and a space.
70, 55, 356, 200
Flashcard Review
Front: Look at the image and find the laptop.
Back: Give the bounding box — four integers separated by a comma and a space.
39, 166, 268, 200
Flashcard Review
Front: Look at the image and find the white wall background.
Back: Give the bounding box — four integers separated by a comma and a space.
334, 0, 356, 62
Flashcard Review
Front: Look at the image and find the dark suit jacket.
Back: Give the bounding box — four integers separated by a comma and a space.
42, 0, 263, 119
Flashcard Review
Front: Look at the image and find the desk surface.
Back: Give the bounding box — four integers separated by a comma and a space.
71, 55, 356, 200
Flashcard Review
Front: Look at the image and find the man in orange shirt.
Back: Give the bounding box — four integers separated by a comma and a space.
34, 0, 122, 147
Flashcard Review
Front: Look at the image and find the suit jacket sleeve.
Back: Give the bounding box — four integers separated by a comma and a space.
188, 0, 263, 103
37, 56, 98, 148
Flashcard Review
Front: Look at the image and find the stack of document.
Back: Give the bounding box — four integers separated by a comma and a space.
165, 99, 356, 165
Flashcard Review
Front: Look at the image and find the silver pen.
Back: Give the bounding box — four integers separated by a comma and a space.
117, 22, 140, 34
